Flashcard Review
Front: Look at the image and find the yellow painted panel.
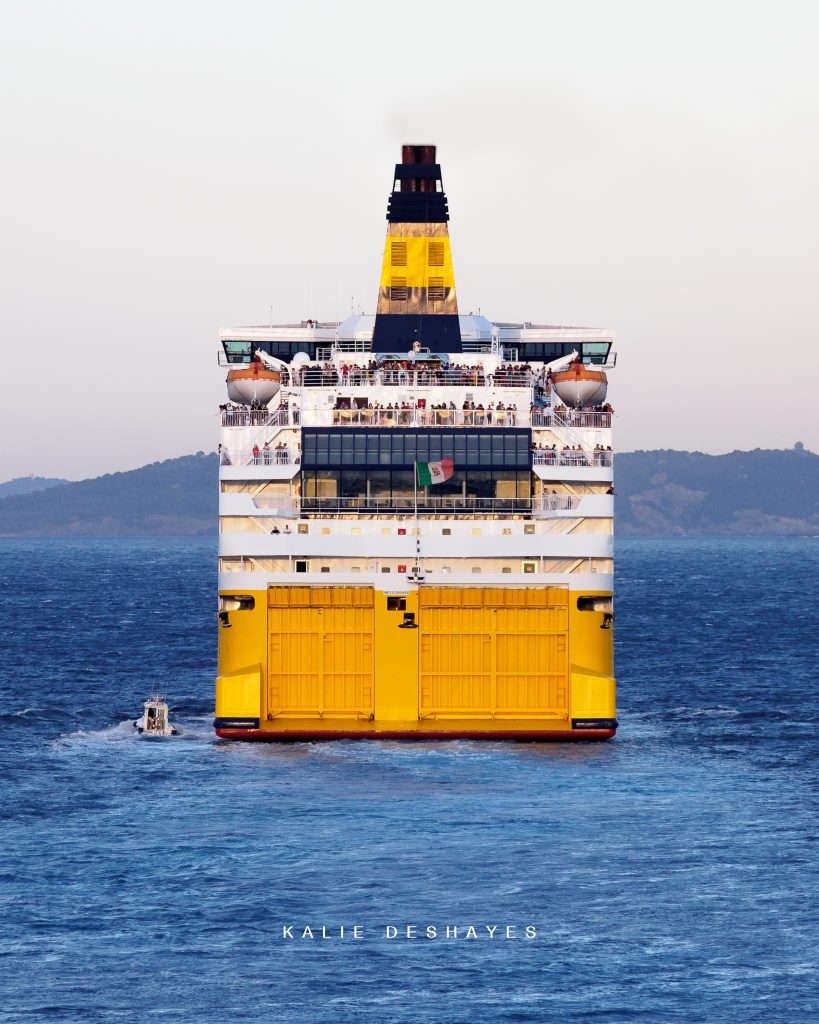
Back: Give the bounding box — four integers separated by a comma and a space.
379, 236, 455, 288
567, 588, 615, 719
217, 588, 267, 717
216, 667, 262, 718
570, 671, 616, 719
373, 591, 419, 721
568, 589, 614, 678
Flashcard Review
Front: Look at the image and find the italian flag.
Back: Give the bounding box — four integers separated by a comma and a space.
416, 459, 455, 486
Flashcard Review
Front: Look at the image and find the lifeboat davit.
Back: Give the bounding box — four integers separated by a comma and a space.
226, 357, 280, 406
551, 361, 607, 407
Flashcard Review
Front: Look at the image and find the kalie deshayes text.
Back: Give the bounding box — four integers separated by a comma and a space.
280, 924, 537, 941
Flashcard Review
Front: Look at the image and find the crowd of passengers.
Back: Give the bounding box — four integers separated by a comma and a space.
219, 397, 614, 428
294, 361, 533, 387
331, 398, 520, 425
218, 441, 299, 466
533, 402, 615, 425
219, 401, 294, 426
532, 443, 614, 466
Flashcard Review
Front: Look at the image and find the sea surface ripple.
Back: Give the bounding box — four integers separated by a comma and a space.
0, 537, 816, 1023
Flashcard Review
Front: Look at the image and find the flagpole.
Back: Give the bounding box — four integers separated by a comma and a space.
414, 462, 419, 571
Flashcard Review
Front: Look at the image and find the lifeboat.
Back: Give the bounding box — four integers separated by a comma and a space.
226, 357, 281, 406
551, 360, 607, 407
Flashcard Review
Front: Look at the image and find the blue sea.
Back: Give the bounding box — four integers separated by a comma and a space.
1, 537, 817, 1023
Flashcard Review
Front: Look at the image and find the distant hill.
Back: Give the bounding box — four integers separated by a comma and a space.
0, 476, 70, 498
0, 454, 216, 537
616, 446, 819, 535
0, 447, 816, 537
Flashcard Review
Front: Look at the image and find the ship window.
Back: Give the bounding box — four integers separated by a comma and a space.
428, 277, 445, 301
392, 470, 414, 498
321, 527, 331, 535
387, 597, 407, 611
524, 524, 535, 535
502, 528, 512, 535
369, 471, 390, 496
428, 240, 444, 267
295, 560, 309, 573
351, 527, 361, 535
472, 528, 481, 536
298, 524, 309, 534
341, 469, 366, 496
320, 567, 330, 573
582, 342, 610, 360
315, 473, 337, 497
522, 562, 537, 574
467, 471, 492, 499
471, 567, 482, 574
502, 567, 512, 574
351, 567, 361, 573
381, 566, 391, 573
219, 595, 255, 612
441, 566, 451, 574
390, 278, 408, 301
391, 240, 407, 266
442, 528, 451, 535
223, 340, 252, 363
302, 428, 531, 470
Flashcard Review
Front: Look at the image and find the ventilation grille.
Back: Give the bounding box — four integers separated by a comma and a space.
390, 277, 408, 301
428, 240, 444, 267
391, 240, 407, 266
428, 277, 445, 301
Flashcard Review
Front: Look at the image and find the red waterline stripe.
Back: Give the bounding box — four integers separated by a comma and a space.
215, 727, 616, 743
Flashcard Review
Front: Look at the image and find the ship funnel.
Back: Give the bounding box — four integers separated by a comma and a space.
372, 145, 462, 353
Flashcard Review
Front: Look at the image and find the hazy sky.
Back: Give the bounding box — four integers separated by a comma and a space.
2, 0, 817, 481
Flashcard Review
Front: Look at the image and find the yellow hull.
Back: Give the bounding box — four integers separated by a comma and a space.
215, 585, 616, 741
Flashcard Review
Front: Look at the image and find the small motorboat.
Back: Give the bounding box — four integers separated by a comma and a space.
134, 696, 178, 737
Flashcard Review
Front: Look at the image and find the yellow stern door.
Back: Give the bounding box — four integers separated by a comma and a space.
267, 587, 375, 720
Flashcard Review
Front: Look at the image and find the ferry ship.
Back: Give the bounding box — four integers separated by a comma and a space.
214, 145, 617, 741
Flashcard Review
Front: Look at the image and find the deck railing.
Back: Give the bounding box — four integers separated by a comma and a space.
246, 495, 584, 514
532, 410, 612, 429
220, 447, 297, 467
533, 451, 612, 467
294, 368, 534, 388
220, 408, 296, 427
221, 446, 612, 469
327, 408, 526, 428
221, 405, 611, 430
298, 496, 534, 513
221, 407, 527, 430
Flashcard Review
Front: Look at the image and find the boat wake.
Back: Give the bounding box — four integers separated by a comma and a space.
57, 714, 216, 746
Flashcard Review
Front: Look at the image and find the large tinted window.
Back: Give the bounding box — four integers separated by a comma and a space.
302, 429, 531, 469
514, 341, 611, 364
